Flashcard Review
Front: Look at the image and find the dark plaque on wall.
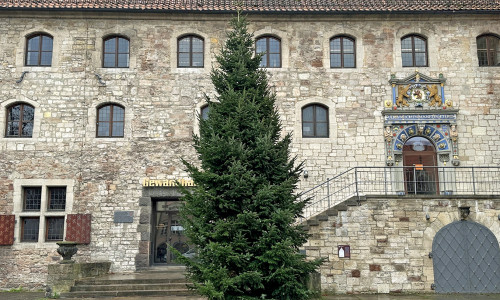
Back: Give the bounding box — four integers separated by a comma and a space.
114, 211, 134, 223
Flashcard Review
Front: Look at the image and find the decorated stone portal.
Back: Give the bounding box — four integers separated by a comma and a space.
382, 72, 459, 167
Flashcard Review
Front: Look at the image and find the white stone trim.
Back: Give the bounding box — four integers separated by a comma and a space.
253, 27, 289, 70
0, 96, 42, 148
86, 98, 133, 141
322, 29, 364, 71
12, 179, 74, 249
294, 97, 337, 144
170, 30, 211, 73
393, 28, 438, 71
16, 29, 61, 69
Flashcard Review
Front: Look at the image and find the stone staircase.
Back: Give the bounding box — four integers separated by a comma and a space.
61, 265, 199, 298
300, 196, 366, 230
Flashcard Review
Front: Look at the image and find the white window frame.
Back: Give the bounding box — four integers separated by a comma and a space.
12, 179, 74, 247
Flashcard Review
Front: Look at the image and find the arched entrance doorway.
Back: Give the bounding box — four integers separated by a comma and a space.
432, 220, 500, 293
403, 136, 438, 194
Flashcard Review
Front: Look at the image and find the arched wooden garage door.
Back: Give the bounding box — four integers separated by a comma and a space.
432, 220, 500, 293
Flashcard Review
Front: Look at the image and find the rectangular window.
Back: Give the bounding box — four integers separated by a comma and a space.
24, 187, 41, 211
21, 217, 39, 242
48, 187, 66, 211
46, 217, 64, 241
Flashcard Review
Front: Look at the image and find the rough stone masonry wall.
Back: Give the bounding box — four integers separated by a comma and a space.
304, 196, 500, 293
0, 11, 499, 289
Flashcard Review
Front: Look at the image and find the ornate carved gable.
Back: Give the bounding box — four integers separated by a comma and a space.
387, 71, 451, 110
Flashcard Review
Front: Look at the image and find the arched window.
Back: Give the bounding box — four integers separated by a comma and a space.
178, 35, 204, 68
5, 103, 35, 137
330, 36, 355, 68
25, 33, 53, 66
96, 104, 125, 137
302, 104, 328, 138
477, 34, 499, 66
401, 35, 428, 67
200, 104, 209, 120
103, 36, 130, 68
256, 36, 281, 68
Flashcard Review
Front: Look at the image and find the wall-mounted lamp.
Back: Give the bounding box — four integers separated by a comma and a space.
425, 213, 430, 221
303, 170, 308, 179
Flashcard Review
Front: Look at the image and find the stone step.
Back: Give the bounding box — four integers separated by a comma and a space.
71, 282, 189, 292
61, 289, 194, 298
74, 277, 187, 285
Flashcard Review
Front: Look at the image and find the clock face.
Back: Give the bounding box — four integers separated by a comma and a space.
412, 141, 425, 151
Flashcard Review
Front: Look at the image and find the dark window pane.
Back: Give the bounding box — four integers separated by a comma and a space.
23, 105, 35, 121
118, 38, 129, 53
415, 53, 427, 66
179, 38, 190, 52
22, 218, 39, 242
46, 217, 64, 241
192, 38, 203, 52
401, 37, 412, 51
8, 105, 21, 121
259, 55, 267, 67
302, 106, 313, 122
22, 122, 33, 137
7, 122, 18, 136
99, 106, 110, 122
41, 36, 53, 51
26, 52, 39, 66
24, 187, 41, 211
26, 34, 52, 67
344, 53, 355, 68
256, 39, 266, 53
97, 105, 125, 137
48, 187, 66, 210
414, 37, 426, 51
402, 52, 413, 67
302, 122, 314, 137
316, 123, 328, 137
343, 39, 354, 53
330, 54, 341, 68
269, 54, 280, 68
118, 54, 129, 67
478, 51, 488, 66
112, 122, 124, 137
201, 106, 209, 120
178, 53, 190, 67
27, 36, 40, 51
113, 106, 125, 121
331, 38, 341, 52
316, 106, 327, 122
477, 37, 487, 49
104, 38, 116, 53
303, 104, 329, 138
192, 53, 203, 67
97, 122, 110, 137
269, 38, 280, 53
103, 53, 115, 68
40, 52, 52, 66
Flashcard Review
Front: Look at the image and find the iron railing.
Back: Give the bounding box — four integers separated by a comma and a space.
299, 166, 500, 221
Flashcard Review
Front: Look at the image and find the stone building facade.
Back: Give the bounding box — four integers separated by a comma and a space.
0, 0, 499, 294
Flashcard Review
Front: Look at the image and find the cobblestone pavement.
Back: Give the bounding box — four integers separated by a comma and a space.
2, 292, 500, 300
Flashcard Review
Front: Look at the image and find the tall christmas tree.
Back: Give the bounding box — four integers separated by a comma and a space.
180, 12, 321, 299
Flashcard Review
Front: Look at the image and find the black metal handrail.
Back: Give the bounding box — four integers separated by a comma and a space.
299, 166, 500, 221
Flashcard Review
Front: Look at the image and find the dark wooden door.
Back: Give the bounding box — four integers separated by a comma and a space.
403, 137, 439, 195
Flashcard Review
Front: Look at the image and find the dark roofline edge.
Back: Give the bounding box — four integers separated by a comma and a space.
0, 7, 499, 16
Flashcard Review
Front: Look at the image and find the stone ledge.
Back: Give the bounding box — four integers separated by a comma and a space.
47, 261, 111, 295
